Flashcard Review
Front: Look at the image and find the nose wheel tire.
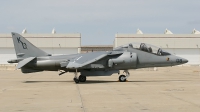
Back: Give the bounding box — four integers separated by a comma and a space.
74, 78, 79, 83
119, 75, 126, 82
79, 75, 86, 82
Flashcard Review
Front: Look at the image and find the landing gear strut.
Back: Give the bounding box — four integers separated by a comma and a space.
59, 71, 66, 76
74, 69, 79, 83
119, 70, 130, 82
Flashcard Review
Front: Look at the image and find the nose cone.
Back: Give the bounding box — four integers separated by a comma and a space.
182, 58, 188, 64
171, 55, 188, 66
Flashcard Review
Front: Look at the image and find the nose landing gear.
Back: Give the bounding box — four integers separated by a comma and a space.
119, 70, 130, 82
119, 75, 126, 82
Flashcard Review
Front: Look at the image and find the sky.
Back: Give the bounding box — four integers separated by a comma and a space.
0, 0, 200, 45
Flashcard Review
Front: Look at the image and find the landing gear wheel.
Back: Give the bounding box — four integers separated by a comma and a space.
74, 78, 79, 83
79, 75, 86, 82
119, 75, 126, 82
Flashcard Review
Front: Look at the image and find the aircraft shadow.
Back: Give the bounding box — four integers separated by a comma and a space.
23, 80, 188, 84
23, 81, 72, 83
80, 80, 188, 84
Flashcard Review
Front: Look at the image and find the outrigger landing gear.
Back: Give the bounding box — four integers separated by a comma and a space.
119, 70, 130, 82
74, 69, 79, 83
59, 71, 66, 76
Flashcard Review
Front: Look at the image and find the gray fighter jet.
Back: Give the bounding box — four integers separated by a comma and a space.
8, 32, 188, 83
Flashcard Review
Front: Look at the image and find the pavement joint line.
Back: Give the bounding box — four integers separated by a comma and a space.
76, 84, 85, 112
162, 93, 200, 108
103, 81, 148, 110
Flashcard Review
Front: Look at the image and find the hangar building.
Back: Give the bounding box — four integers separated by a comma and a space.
1, 29, 200, 66
0, 29, 81, 64
114, 29, 200, 65
81, 45, 113, 53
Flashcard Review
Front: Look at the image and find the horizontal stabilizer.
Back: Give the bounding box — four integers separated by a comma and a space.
17, 57, 35, 69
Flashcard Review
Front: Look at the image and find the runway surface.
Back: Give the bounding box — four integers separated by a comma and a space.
0, 66, 200, 112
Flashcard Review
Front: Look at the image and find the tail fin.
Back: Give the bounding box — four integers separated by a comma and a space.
11, 32, 49, 58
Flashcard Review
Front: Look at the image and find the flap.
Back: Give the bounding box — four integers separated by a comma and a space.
17, 57, 35, 69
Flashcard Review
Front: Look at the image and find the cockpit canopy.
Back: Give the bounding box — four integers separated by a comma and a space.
113, 42, 171, 56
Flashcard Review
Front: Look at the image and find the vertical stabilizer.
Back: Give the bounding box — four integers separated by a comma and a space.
11, 32, 48, 58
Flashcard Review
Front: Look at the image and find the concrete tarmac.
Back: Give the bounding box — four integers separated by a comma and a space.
0, 66, 200, 112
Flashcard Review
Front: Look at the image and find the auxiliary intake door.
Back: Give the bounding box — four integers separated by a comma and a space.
130, 52, 137, 68
108, 52, 137, 69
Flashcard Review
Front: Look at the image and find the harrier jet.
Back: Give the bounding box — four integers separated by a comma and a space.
8, 32, 188, 83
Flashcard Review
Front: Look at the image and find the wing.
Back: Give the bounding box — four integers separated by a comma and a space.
64, 51, 123, 69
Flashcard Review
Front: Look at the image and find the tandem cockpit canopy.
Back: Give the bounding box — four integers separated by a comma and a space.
113, 42, 171, 56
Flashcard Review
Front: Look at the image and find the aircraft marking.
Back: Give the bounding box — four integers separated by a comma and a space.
176, 59, 182, 63
77, 56, 82, 60
17, 37, 27, 49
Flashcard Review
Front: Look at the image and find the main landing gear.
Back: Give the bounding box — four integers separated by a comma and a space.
79, 75, 86, 82
119, 70, 130, 82
74, 75, 87, 83
73, 69, 87, 83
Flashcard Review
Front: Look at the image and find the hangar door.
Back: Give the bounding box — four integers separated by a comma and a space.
0, 48, 16, 64
164, 48, 200, 65
42, 48, 78, 55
